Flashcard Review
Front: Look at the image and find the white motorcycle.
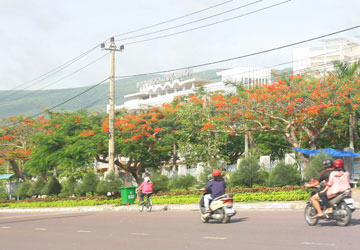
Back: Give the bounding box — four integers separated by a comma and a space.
200, 192, 236, 223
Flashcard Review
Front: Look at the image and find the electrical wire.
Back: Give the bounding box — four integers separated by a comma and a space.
123, 0, 291, 46
113, 0, 235, 38
1, 53, 110, 103
115, 0, 262, 42
0, 45, 100, 100
0, 77, 109, 129
115, 25, 360, 79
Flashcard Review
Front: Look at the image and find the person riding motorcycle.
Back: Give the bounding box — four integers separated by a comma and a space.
202, 169, 226, 216
304, 158, 334, 218
323, 159, 351, 214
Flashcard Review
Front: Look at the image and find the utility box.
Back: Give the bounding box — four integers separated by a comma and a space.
120, 186, 136, 205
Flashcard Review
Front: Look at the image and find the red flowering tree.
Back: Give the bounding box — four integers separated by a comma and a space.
0, 115, 46, 179
97, 105, 178, 184
201, 75, 345, 165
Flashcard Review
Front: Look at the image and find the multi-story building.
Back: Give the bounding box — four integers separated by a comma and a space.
293, 37, 360, 74
118, 66, 272, 110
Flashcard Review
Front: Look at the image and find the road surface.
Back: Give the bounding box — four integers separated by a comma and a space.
0, 209, 359, 250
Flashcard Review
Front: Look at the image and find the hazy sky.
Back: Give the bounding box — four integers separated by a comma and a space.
0, 0, 359, 90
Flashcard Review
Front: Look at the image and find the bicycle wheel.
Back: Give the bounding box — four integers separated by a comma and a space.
146, 198, 152, 212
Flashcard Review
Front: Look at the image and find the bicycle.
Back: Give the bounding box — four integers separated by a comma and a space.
138, 192, 153, 212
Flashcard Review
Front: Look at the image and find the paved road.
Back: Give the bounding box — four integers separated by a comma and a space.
0, 209, 359, 250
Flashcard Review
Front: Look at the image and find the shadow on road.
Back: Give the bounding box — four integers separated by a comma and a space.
206, 216, 248, 224
0, 214, 86, 225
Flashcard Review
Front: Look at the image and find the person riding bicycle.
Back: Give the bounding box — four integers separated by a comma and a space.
324, 159, 351, 214
137, 176, 154, 205
202, 169, 226, 216
305, 158, 334, 218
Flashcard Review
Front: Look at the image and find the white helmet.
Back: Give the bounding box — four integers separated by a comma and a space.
144, 176, 150, 182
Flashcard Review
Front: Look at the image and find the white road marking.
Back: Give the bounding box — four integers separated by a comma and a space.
35, 228, 47, 231
1, 226, 12, 229
203, 236, 227, 240
302, 242, 336, 246
131, 233, 149, 236
77, 230, 92, 233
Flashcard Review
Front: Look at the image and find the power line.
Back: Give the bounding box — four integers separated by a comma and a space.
0, 45, 100, 98
114, 25, 360, 79
0, 77, 109, 129
113, 0, 235, 38
1, 53, 110, 103
123, 0, 291, 46
115, 0, 262, 43
0, 1, 240, 100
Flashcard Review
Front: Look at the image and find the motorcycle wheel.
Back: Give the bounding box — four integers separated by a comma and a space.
146, 199, 152, 212
335, 202, 352, 227
304, 204, 319, 226
200, 214, 209, 223
221, 207, 231, 223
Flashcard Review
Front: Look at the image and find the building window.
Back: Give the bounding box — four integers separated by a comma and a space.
326, 55, 340, 61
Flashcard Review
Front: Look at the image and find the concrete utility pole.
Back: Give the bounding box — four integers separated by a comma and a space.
101, 37, 124, 173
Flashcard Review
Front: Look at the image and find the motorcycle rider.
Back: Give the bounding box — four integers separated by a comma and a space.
202, 169, 226, 216
324, 159, 351, 214
304, 159, 334, 218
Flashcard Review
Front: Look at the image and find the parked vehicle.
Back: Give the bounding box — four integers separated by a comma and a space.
200, 192, 236, 223
304, 185, 355, 226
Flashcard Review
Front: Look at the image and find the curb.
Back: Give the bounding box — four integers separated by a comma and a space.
0, 202, 358, 213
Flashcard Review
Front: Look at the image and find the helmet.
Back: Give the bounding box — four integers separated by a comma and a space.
323, 159, 333, 169
333, 159, 344, 168
144, 176, 150, 182
212, 170, 221, 177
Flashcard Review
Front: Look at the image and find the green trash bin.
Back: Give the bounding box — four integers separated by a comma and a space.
120, 186, 136, 205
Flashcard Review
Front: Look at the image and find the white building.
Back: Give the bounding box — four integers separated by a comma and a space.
293, 38, 360, 74
118, 66, 272, 110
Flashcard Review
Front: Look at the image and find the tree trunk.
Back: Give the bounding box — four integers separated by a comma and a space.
9, 159, 26, 180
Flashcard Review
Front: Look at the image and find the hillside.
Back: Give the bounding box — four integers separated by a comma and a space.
0, 69, 224, 118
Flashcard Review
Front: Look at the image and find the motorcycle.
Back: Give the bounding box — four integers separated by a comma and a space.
304, 185, 356, 226
199, 192, 236, 223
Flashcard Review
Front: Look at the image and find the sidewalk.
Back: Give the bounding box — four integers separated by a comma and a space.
1, 189, 359, 213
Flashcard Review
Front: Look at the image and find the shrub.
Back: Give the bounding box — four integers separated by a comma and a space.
14, 182, 32, 199
28, 178, 46, 197
304, 152, 332, 181
0, 184, 9, 200
41, 177, 62, 195
60, 177, 77, 197
198, 165, 214, 187
230, 156, 266, 188
76, 170, 99, 196
169, 174, 197, 190
267, 161, 301, 187
96, 171, 123, 195
150, 173, 169, 193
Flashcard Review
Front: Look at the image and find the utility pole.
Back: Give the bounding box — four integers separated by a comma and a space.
101, 37, 124, 173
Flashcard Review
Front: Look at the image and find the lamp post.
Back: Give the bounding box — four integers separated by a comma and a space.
101, 37, 124, 173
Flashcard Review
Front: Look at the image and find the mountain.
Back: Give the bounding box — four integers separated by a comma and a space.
0, 69, 224, 118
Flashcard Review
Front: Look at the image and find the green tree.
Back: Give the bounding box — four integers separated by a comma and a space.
304, 152, 332, 181
230, 156, 266, 187
169, 174, 197, 190
14, 182, 32, 199
150, 172, 169, 193
96, 171, 123, 195
267, 161, 301, 187
28, 178, 46, 197
60, 177, 77, 197
41, 177, 62, 195
76, 170, 99, 196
